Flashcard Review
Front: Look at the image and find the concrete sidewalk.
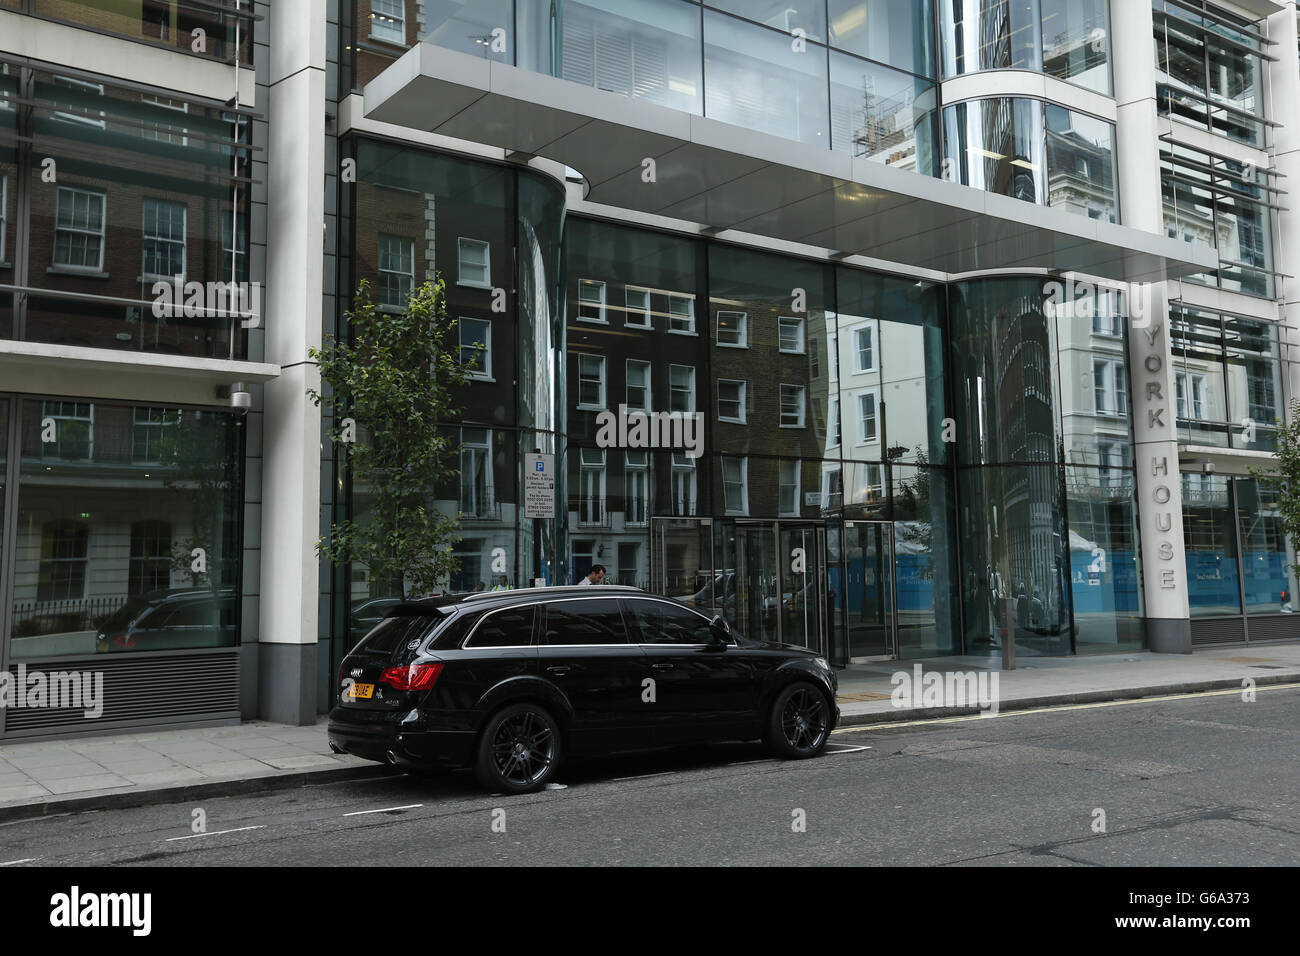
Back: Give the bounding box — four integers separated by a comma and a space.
1, 644, 1297, 821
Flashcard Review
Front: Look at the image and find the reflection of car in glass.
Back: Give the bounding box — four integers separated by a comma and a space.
676, 570, 736, 616
95, 588, 237, 653
351, 598, 404, 642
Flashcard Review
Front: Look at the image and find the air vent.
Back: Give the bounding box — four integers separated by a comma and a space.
1190, 618, 1246, 646
3, 651, 239, 737
1245, 616, 1300, 643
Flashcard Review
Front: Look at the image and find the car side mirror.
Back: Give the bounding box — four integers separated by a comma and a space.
708, 615, 730, 645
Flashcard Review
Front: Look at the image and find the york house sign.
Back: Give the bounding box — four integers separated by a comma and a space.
1137, 319, 1179, 592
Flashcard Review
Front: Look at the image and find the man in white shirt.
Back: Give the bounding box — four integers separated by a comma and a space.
577, 564, 606, 586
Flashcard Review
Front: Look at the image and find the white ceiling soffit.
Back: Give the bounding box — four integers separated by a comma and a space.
364, 44, 1218, 284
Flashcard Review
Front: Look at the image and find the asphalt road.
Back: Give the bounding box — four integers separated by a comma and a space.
2, 685, 1297, 866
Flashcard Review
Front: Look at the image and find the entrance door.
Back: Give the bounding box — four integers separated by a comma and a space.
844, 520, 896, 660
649, 517, 720, 613
731, 521, 828, 655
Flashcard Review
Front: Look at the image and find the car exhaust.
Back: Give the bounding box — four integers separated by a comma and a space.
385, 750, 400, 765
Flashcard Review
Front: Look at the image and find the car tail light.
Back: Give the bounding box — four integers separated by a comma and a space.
378, 662, 443, 691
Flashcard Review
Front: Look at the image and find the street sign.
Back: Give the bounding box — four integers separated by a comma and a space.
524, 453, 555, 519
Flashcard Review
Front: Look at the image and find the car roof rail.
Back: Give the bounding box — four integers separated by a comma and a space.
457, 585, 645, 603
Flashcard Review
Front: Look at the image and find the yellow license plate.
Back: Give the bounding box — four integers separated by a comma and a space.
346, 683, 374, 700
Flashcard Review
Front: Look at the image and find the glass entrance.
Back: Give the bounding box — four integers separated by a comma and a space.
649, 517, 721, 613
843, 520, 896, 660
726, 521, 828, 654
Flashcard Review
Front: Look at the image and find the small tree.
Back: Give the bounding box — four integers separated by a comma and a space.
1251, 399, 1300, 580
309, 278, 475, 600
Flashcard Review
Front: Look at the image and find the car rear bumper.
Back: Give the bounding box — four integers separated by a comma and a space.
328, 712, 476, 767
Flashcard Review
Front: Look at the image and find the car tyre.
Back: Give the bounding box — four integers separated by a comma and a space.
474, 702, 562, 794
767, 682, 832, 759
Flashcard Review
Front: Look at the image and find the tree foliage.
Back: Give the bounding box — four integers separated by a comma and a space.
308, 279, 475, 600
1252, 399, 1300, 579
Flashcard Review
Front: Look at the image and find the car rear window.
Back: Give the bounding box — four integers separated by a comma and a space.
353, 612, 443, 664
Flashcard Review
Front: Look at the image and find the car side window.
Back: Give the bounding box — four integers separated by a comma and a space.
540, 599, 627, 646
466, 605, 536, 648
626, 600, 714, 645
161, 600, 216, 628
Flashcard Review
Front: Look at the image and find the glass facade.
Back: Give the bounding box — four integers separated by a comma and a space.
16, 1, 255, 62
1161, 142, 1274, 297
1182, 474, 1296, 619
940, 0, 1111, 93
951, 276, 1144, 655
942, 98, 1117, 221
0, 64, 253, 358
1153, 0, 1266, 146
1171, 307, 1284, 451
1, 396, 243, 660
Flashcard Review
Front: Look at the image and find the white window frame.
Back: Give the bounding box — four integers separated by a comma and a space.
779, 315, 806, 354
1176, 371, 1208, 420
822, 465, 844, 511
459, 318, 493, 381
577, 353, 606, 410
52, 76, 105, 128
457, 237, 491, 289
852, 323, 877, 374
53, 187, 106, 273
717, 379, 747, 423
41, 400, 94, 460
780, 384, 806, 429
0, 174, 7, 263
624, 287, 652, 328
222, 213, 246, 283
578, 279, 607, 324
668, 294, 696, 335
722, 456, 749, 516
857, 390, 879, 445
779, 460, 801, 517
370, 0, 406, 45
828, 331, 839, 382
579, 448, 607, 526
1093, 358, 1128, 417
141, 198, 187, 282
459, 428, 495, 518
140, 94, 189, 146
671, 452, 697, 517
626, 359, 652, 411
625, 450, 649, 527
669, 364, 696, 414
828, 397, 841, 447
715, 310, 748, 348
377, 233, 415, 309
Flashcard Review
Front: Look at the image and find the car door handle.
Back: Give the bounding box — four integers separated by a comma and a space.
652, 663, 674, 671
547, 665, 571, 676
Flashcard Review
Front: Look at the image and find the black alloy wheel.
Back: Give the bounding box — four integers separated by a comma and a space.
768, 683, 831, 759
475, 703, 561, 794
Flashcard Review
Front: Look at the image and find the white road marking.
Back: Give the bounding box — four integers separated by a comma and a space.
832, 682, 1300, 733
823, 744, 871, 754
1, 858, 37, 865
166, 825, 266, 842
343, 804, 424, 817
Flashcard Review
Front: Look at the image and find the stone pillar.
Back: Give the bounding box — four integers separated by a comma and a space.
259, 0, 328, 721
1112, 0, 1191, 651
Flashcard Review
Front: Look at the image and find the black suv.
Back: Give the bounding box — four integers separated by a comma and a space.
328, 586, 839, 793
